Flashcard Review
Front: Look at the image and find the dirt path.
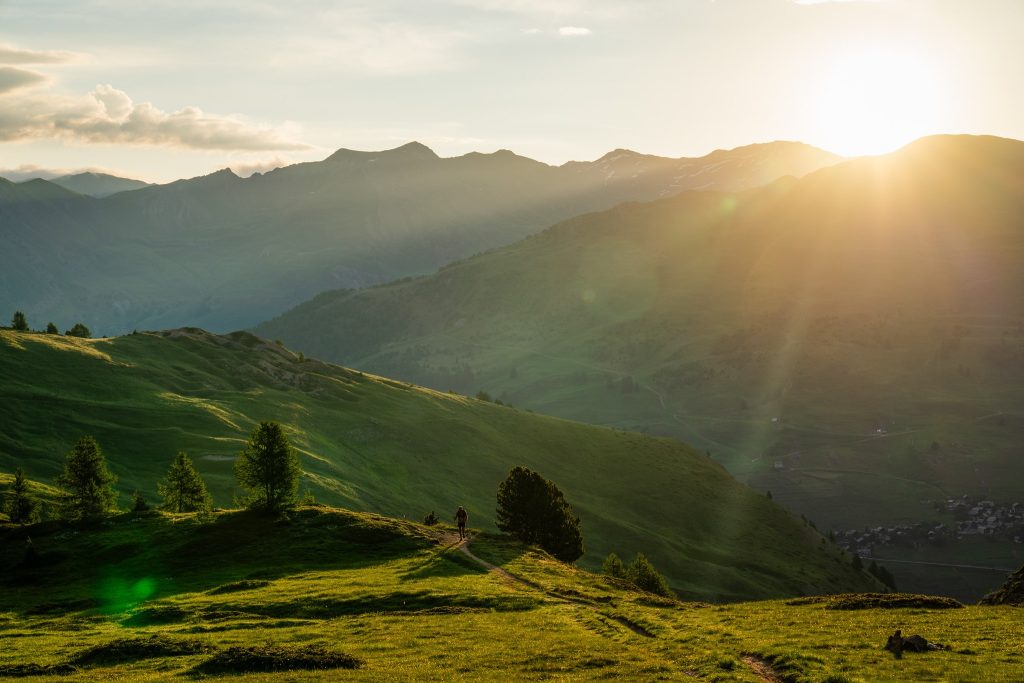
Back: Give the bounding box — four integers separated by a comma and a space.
439, 532, 655, 638
741, 655, 785, 683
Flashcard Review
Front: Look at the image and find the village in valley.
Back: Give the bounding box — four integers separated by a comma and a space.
834, 496, 1024, 558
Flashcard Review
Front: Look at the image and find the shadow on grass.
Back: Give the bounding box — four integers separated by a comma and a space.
399, 546, 489, 582
0, 507, 429, 617
126, 589, 541, 626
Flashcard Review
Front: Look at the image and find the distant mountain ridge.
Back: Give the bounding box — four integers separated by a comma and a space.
254, 135, 1024, 594
49, 171, 151, 197
0, 140, 839, 334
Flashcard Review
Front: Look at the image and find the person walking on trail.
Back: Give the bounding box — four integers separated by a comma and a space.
455, 506, 468, 540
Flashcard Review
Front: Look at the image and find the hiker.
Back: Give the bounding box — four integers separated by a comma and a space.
455, 506, 468, 540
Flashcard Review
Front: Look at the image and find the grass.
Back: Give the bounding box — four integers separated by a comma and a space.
253, 135, 1024, 598
1, 506, 1022, 682
0, 327, 881, 600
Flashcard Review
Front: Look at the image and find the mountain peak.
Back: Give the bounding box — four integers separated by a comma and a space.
326, 141, 439, 163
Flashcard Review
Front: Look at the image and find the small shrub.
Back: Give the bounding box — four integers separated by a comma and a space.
602, 552, 627, 579
423, 511, 439, 526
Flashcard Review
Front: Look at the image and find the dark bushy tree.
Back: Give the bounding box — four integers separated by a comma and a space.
423, 511, 439, 526
45, 322, 58, 334
158, 452, 212, 513
628, 552, 675, 598
496, 466, 583, 563
235, 421, 300, 512
66, 323, 91, 338
11, 311, 27, 331
56, 436, 118, 520
5, 468, 40, 524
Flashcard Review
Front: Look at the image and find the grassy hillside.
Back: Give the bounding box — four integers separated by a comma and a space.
256, 135, 1024, 597
0, 327, 879, 600
1, 508, 1021, 681
0, 141, 838, 335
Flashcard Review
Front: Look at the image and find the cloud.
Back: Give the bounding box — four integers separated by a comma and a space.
0, 44, 77, 65
0, 66, 48, 94
558, 26, 592, 36
0, 83, 309, 151
228, 156, 295, 177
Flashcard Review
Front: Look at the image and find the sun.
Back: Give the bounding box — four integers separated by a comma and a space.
810, 46, 947, 157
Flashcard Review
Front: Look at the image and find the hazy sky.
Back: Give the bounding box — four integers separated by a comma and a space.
1, 0, 1021, 182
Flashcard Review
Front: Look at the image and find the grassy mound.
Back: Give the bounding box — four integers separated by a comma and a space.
787, 592, 964, 610
190, 643, 363, 674
207, 579, 272, 595
980, 566, 1024, 606
68, 635, 212, 666
0, 663, 76, 678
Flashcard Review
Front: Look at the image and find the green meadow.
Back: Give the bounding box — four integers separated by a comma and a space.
0, 328, 878, 600
1, 507, 1022, 682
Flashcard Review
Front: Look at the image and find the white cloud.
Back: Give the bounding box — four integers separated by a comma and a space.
0, 44, 77, 65
558, 26, 592, 36
228, 156, 295, 177
0, 83, 309, 151
0, 66, 48, 94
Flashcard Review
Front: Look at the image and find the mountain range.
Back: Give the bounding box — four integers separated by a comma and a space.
254, 134, 1024, 595
0, 141, 838, 335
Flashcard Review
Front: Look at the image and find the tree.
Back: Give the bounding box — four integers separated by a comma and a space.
45, 322, 58, 334
158, 452, 212, 513
55, 436, 118, 520
851, 554, 864, 571
5, 468, 40, 524
66, 323, 91, 338
628, 552, 676, 598
496, 466, 583, 563
602, 552, 627, 579
423, 511, 439, 526
131, 490, 150, 512
235, 421, 300, 512
11, 311, 27, 331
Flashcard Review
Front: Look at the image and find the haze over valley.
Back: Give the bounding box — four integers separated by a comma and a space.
3, 1, 1024, 680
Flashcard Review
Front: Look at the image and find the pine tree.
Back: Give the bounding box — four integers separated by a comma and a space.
131, 490, 151, 512
602, 552, 627, 579
628, 552, 676, 598
5, 468, 40, 524
11, 311, 27, 331
158, 452, 212, 513
235, 421, 300, 512
45, 322, 58, 334
55, 436, 118, 520
496, 466, 583, 563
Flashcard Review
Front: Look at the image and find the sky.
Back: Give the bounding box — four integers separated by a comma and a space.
0, 0, 1022, 183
